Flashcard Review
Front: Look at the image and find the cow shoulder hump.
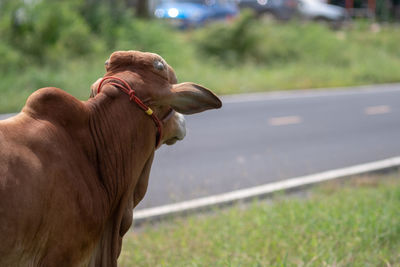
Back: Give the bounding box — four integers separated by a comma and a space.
23, 87, 88, 126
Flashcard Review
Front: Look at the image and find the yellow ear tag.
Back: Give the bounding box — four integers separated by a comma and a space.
145, 108, 153, 115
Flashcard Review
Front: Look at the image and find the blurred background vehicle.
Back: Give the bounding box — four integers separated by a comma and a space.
153, 0, 239, 29
297, 0, 349, 25
237, 0, 298, 21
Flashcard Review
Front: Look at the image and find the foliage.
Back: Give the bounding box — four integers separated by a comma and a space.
0, 0, 186, 68
194, 14, 354, 67
0, 0, 99, 64
2, 3, 400, 112
193, 10, 260, 63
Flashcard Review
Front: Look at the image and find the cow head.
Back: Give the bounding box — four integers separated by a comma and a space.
90, 50, 222, 147
88, 52, 222, 264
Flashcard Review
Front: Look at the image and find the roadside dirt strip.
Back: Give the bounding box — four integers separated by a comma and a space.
133, 156, 400, 223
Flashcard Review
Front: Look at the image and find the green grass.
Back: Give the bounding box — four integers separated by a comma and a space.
119, 173, 400, 266
0, 55, 106, 113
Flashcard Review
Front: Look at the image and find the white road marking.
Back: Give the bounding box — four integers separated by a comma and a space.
133, 156, 400, 221
364, 105, 391, 115
268, 116, 302, 126
222, 83, 400, 104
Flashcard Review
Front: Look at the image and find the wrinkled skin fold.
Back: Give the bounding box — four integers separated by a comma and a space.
0, 51, 221, 266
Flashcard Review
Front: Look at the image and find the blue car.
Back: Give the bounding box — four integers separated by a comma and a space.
153, 0, 239, 29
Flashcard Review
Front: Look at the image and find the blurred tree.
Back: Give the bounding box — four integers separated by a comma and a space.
135, 0, 150, 18
376, 0, 392, 20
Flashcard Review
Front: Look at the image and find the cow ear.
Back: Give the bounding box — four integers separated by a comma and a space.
167, 82, 222, 115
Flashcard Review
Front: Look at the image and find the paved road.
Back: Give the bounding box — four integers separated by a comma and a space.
2, 84, 400, 210
139, 84, 400, 209
0, 113, 17, 120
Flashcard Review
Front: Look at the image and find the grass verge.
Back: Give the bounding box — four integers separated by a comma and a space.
119, 172, 400, 266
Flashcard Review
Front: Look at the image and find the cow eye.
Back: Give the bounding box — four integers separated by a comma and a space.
153, 60, 165, 71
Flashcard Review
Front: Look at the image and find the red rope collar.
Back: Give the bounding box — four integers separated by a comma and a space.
96, 76, 167, 148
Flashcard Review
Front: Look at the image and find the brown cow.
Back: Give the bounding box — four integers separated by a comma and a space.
0, 50, 222, 266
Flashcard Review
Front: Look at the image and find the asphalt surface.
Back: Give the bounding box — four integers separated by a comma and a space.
2, 84, 400, 210
139, 84, 400, 209
0, 113, 17, 120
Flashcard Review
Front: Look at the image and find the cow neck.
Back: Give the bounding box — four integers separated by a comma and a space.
96, 76, 163, 148
87, 94, 157, 266
87, 87, 155, 211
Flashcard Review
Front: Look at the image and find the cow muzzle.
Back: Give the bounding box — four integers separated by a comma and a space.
164, 112, 186, 146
